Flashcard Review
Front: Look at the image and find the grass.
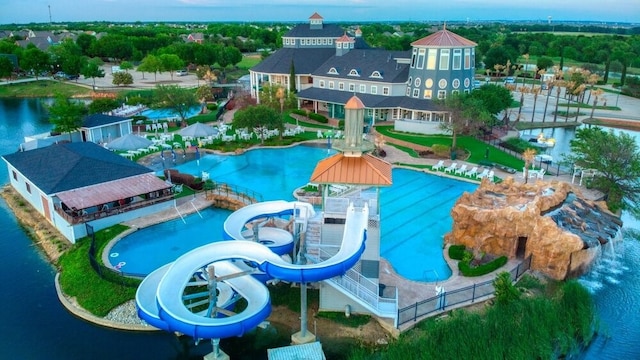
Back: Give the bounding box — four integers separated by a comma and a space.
0, 80, 95, 98
57, 224, 138, 317
376, 125, 525, 170
348, 280, 596, 360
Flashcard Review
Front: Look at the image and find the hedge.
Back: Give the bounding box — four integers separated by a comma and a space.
448, 245, 467, 260
458, 256, 508, 277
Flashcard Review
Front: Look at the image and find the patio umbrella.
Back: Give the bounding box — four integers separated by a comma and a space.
106, 133, 153, 151
179, 122, 219, 138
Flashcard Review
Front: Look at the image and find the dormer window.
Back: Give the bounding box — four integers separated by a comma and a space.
348, 69, 360, 77
328, 67, 339, 75
370, 71, 383, 79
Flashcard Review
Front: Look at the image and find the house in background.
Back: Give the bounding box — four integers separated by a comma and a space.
2, 142, 174, 243
250, 13, 477, 135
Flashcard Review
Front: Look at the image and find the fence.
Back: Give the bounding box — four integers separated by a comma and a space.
397, 256, 532, 327
86, 223, 144, 285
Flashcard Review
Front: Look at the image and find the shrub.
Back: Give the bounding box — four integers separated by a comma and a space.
206, 103, 218, 111
431, 144, 450, 157
458, 255, 508, 276
493, 271, 520, 305
418, 149, 434, 157
309, 112, 328, 123
448, 245, 467, 260
291, 109, 307, 116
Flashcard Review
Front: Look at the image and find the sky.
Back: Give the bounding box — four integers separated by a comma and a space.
0, 0, 637, 25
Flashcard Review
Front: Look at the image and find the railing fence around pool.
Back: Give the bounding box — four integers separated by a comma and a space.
397, 255, 532, 328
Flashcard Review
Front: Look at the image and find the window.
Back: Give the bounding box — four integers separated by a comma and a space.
328, 67, 339, 75
348, 69, 360, 77
371, 86, 377, 94
464, 48, 471, 69
412, 88, 419, 97
423, 89, 432, 99
337, 42, 342, 49
349, 83, 355, 92
312, 38, 317, 45
416, 48, 426, 69
452, 79, 460, 89
414, 77, 421, 87
405, 87, 411, 96
425, 78, 433, 88
427, 49, 437, 69
319, 80, 325, 88
322, 38, 327, 45
407, 76, 412, 86
329, 81, 334, 89
438, 79, 447, 89
410, 48, 417, 68
328, 39, 333, 45
452, 90, 460, 95
359, 84, 366, 93
370, 71, 382, 79
12, 170, 17, 181
437, 90, 446, 99
439, 49, 450, 70
382, 87, 390, 95
453, 49, 462, 70
339, 82, 344, 90
464, 78, 470, 88
26, 182, 31, 194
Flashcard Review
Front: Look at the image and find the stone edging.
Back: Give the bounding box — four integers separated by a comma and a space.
54, 272, 159, 332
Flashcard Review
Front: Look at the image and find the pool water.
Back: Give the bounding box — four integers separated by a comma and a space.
140, 106, 201, 120
111, 145, 477, 281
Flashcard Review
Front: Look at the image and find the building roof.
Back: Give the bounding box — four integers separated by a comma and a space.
309, 12, 323, 20
345, 95, 365, 109
310, 153, 392, 186
251, 48, 336, 74
312, 49, 410, 83
56, 173, 170, 210
297, 87, 442, 112
82, 113, 130, 128
411, 28, 477, 47
2, 142, 154, 194
283, 23, 344, 38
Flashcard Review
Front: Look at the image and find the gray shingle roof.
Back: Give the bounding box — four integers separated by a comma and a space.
251, 48, 336, 74
296, 87, 441, 111
313, 49, 410, 83
82, 114, 130, 128
2, 142, 153, 194
284, 23, 344, 38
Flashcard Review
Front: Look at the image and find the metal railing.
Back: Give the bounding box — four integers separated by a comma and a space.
397, 256, 532, 327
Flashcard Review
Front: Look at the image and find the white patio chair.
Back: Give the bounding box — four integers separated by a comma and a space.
476, 169, 490, 179
455, 164, 468, 175
536, 168, 546, 180
432, 160, 445, 171
444, 163, 458, 174
465, 166, 478, 178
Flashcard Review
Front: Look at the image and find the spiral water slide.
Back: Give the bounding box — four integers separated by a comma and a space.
136, 200, 368, 340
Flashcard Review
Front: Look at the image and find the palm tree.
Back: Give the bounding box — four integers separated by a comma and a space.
530, 86, 541, 122
590, 89, 604, 119
523, 148, 537, 184
564, 80, 576, 122
516, 86, 529, 123
522, 53, 530, 88
573, 83, 587, 122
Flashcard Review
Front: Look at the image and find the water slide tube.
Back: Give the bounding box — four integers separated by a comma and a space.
136, 201, 368, 340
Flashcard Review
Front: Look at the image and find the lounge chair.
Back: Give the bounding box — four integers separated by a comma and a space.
465, 166, 478, 178
173, 184, 183, 193
476, 169, 490, 179
487, 170, 495, 182
443, 162, 458, 173
454, 164, 468, 175
536, 168, 546, 180
432, 160, 445, 171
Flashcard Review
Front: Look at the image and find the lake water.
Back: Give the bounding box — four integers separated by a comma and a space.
0, 97, 638, 359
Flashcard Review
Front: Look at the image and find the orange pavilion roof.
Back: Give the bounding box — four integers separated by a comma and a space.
310, 153, 392, 186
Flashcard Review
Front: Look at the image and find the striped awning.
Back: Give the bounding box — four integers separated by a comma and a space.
56, 173, 171, 210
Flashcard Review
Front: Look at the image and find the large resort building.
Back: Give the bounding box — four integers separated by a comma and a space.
250, 13, 478, 134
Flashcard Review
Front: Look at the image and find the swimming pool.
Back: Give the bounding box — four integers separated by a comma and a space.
140, 107, 201, 120
110, 145, 477, 281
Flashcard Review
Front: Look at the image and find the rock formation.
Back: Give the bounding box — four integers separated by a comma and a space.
444, 177, 622, 280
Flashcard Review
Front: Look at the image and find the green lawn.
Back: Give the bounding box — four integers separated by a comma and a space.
0, 80, 94, 98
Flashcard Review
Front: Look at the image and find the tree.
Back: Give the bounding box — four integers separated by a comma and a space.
119, 61, 134, 72
153, 85, 198, 122
81, 58, 105, 90
50, 39, 84, 79
137, 55, 162, 82
232, 105, 281, 144
88, 98, 120, 114
439, 93, 492, 156
589, 89, 604, 119
522, 148, 537, 184
158, 53, 184, 80
47, 95, 86, 141
0, 56, 13, 80
112, 71, 133, 86
536, 56, 554, 72
20, 46, 50, 79
195, 85, 213, 113
469, 84, 513, 118
566, 127, 640, 216
289, 59, 297, 93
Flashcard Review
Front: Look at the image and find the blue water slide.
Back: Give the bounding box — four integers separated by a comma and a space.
135, 200, 368, 340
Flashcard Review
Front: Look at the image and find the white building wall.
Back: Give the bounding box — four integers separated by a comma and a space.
394, 119, 447, 135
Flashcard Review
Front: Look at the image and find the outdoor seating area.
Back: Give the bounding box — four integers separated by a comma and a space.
431, 161, 496, 182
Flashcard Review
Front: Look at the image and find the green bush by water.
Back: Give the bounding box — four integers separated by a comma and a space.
348, 280, 596, 360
